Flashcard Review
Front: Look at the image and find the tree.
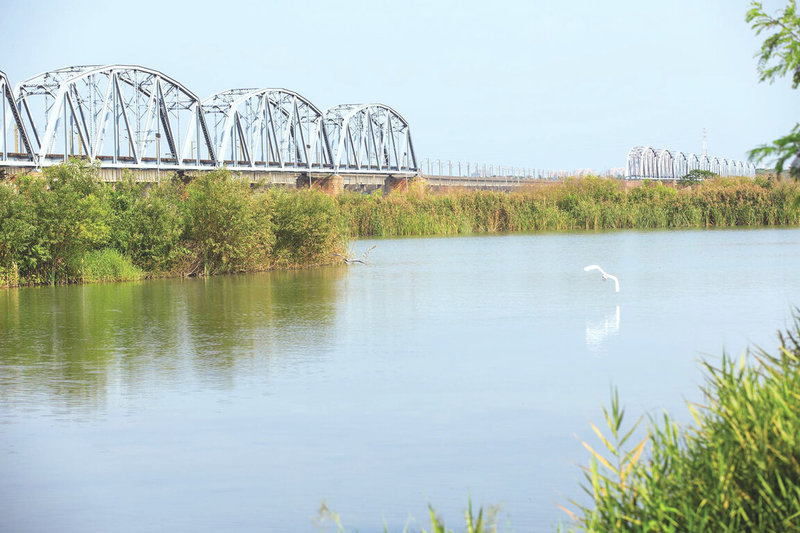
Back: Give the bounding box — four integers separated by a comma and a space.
680, 169, 718, 184
746, 1, 800, 177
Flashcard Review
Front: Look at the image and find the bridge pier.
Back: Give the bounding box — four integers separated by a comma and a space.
384, 176, 409, 194
301, 174, 344, 195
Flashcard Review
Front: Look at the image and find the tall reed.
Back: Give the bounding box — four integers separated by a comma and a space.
338, 177, 800, 237
315, 499, 500, 533
568, 315, 800, 532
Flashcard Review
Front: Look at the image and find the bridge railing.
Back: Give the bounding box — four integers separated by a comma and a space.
419, 158, 626, 180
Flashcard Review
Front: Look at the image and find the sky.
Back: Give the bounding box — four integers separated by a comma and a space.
1, 0, 796, 172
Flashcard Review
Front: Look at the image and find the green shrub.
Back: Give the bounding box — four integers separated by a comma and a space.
337, 177, 800, 237
108, 178, 184, 272
0, 181, 36, 282
270, 188, 346, 266
10, 160, 111, 284
182, 169, 274, 275
680, 169, 718, 184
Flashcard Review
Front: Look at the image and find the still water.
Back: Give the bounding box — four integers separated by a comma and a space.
2, 228, 800, 532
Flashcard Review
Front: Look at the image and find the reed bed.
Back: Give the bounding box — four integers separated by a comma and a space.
338, 177, 800, 237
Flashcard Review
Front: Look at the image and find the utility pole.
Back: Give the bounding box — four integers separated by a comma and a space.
702, 128, 708, 157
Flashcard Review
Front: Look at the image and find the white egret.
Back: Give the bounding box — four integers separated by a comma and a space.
583, 265, 620, 292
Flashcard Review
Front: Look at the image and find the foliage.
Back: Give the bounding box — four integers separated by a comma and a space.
270, 188, 347, 266
107, 176, 184, 272
747, 1, 800, 177
568, 316, 800, 532
0, 162, 346, 287
2, 163, 799, 288
678, 169, 717, 184
0, 180, 34, 285
181, 169, 274, 275
0, 160, 111, 284
747, 0, 800, 87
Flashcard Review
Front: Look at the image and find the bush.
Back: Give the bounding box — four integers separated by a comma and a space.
0, 181, 35, 282
270, 188, 346, 266
9, 160, 110, 284
108, 178, 184, 272
338, 177, 800, 237
182, 169, 274, 275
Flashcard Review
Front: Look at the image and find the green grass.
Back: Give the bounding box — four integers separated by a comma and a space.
76, 248, 144, 283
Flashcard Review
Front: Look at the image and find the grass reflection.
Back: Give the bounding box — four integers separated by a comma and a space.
0, 268, 344, 412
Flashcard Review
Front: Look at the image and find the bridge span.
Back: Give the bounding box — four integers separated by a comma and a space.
0, 65, 418, 178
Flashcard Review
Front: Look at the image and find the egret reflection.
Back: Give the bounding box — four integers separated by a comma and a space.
586, 305, 621, 352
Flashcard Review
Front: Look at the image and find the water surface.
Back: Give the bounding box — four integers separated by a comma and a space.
2, 228, 799, 532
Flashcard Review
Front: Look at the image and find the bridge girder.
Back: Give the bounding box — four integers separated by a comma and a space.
324, 103, 417, 173
202, 88, 332, 171
15, 65, 217, 169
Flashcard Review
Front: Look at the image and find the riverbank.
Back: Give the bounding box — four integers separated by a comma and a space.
0, 161, 347, 287
2, 163, 798, 288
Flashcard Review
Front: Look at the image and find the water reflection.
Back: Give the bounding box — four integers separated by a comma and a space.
585, 305, 620, 352
0, 269, 344, 412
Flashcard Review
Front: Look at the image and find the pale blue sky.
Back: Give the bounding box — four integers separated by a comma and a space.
1, 0, 795, 171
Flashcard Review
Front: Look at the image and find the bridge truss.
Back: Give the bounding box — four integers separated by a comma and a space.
324, 104, 417, 173
627, 146, 755, 179
0, 65, 419, 176
202, 88, 332, 170
13, 65, 217, 169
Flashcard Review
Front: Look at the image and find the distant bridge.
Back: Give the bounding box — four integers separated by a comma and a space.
0, 65, 418, 179
627, 146, 756, 179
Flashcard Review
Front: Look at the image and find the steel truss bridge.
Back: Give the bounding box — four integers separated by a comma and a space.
627, 146, 756, 180
0, 65, 418, 178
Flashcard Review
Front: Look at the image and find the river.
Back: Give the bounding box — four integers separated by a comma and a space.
2, 228, 800, 532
